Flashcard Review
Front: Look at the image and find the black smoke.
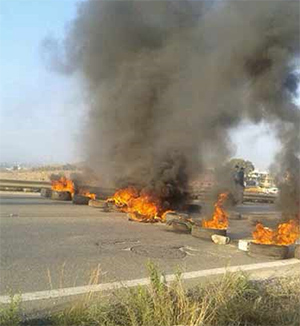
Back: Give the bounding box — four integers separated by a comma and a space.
44, 0, 300, 210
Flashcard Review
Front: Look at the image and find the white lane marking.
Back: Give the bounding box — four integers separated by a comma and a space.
0, 259, 299, 304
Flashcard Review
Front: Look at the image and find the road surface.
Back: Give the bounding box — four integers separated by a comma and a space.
0, 192, 280, 296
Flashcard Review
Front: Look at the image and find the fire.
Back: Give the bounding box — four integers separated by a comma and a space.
127, 195, 162, 222
252, 219, 300, 246
51, 176, 96, 199
79, 190, 96, 200
202, 192, 229, 229
107, 187, 171, 222
107, 187, 139, 211
51, 176, 75, 195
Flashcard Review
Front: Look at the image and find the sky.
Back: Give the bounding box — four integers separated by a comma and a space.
0, 0, 285, 171
0, 0, 84, 165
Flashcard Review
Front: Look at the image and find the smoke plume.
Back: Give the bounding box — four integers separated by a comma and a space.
46, 0, 300, 210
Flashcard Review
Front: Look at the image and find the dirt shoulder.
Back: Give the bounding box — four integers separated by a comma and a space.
0, 169, 79, 182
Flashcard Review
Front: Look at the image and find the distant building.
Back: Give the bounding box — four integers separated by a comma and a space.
247, 170, 275, 188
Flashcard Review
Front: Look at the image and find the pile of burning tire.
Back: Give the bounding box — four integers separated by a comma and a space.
41, 180, 300, 261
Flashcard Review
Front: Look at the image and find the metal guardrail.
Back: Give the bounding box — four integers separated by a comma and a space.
0, 179, 116, 197
0, 179, 51, 190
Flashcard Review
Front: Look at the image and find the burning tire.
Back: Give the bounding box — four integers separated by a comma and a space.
88, 199, 109, 211
191, 225, 227, 240
249, 242, 289, 259
72, 194, 90, 205
51, 191, 72, 201
40, 188, 52, 198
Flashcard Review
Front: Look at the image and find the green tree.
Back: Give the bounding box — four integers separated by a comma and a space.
227, 158, 255, 177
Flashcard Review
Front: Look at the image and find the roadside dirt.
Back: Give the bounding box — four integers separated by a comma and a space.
0, 169, 79, 181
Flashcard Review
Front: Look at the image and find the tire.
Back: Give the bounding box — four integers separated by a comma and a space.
165, 212, 179, 224
294, 244, 300, 259
249, 242, 289, 259
88, 199, 108, 209
41, 188, 52, 198
191, 225, 227, 240
51, 191, 72, 201
165, 212, 190, 225
106, 201, 120, 212
171, 221, 192, 234
72, 194, 90, 205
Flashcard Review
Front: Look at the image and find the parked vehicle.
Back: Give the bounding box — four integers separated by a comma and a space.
265, 187, 279, 195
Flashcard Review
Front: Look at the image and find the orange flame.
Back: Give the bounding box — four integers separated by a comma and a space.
51, 177, 96, 199
51, 177, 75, 195
107, 187, 139, 211
107, 187, 172, 222
202, 192, 229, 229
252, 219, 300, 246
79, 190, 96, 200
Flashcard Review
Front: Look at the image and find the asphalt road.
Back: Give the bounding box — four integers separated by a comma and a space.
0, 192, 280, 295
